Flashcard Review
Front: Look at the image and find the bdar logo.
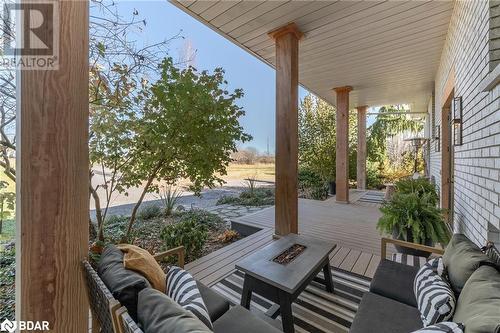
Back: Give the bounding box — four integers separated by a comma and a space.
0, 319, 17, 333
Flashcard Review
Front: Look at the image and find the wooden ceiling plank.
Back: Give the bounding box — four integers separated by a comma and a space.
202, 1, 241, 22
299, 43, 445, 79
255, 1, 450, 56
299, 45, 445, 83
297, 4, 453, 59
235, 1, 332, 43
220, 1, 289, 33
210, 1, 262, 27
295, 30, 448, 75
188, 0, 218, 15
245, 0, 357, 49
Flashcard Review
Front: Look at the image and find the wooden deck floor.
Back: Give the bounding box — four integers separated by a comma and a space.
187, 190, 392, 287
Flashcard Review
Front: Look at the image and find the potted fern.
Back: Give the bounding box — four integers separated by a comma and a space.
377, 178, 450, 257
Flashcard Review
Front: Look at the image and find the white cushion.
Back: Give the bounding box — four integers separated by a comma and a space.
166, 266, 213, 330
414, 258, 456, 326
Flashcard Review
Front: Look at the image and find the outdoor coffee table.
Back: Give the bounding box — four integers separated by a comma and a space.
235, 234, 336, 333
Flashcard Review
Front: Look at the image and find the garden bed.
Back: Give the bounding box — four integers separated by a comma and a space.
98, 208, 242, 266
217, 187, 274, 206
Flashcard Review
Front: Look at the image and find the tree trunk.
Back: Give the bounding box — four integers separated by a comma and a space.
89, 219, 97, 241
123, 170, 158, 242
89, 183, 104, 241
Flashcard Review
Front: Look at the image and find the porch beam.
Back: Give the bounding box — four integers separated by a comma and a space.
333, 86, 353, 203
356, 106, 368, 190
269, 23, 303, 235
18, 0, 89, 331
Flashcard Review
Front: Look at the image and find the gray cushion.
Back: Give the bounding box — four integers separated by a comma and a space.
350, 292, 423, 333
98, 244, 151, 321
443, 234, 492, 294
197, 281, 230, 322
370, 259, 419, 307
137, 288, 211, 333
213, 305, 282, 333
453, 265, 500, 333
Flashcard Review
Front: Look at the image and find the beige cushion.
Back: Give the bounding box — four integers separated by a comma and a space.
117, 244, 166, 292
453, 265, 500, 333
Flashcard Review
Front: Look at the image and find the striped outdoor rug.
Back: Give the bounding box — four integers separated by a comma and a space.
211, 268, 371, 333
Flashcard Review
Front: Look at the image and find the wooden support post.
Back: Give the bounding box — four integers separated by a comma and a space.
18, 0, 89, 331
356, 106, 368, 190
268, 23, 303, 235
333, 86, 352, 203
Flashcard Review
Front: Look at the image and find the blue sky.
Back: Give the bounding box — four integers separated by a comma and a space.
109, 1, 375, 153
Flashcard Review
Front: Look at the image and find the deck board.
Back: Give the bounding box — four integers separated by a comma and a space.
188, 190, 388, 286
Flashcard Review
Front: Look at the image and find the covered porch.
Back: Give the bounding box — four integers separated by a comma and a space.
187, 190, 387, 288
21, 1, 497, 332
170, 0, 453, 237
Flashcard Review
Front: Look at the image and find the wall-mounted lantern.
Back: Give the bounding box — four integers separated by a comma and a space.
452, 96, 463, 146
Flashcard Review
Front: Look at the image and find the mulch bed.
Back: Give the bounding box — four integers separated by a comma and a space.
102, 213, 242, 266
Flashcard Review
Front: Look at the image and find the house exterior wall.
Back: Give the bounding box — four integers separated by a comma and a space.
430, 0, 500, 246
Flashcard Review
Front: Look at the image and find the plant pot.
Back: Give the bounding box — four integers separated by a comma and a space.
392, 229, 434, 258
329, 181, 336, 195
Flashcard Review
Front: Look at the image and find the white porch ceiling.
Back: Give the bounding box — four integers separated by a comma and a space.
170, 0, 454, 112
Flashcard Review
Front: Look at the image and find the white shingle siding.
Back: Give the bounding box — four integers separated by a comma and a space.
430, 0, 500, 246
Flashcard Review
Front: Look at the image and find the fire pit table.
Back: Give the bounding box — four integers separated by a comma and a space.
235, 234, 336, 333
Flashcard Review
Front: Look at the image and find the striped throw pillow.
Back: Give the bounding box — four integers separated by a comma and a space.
414, 258, 456, 326
411, 322, 464, 332
165, 266, 213, 330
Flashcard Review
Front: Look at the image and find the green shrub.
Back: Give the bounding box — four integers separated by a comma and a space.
0, 246, 15, 320
298, 168, 329, 200
159, 186, 182, 216
377, 192, 450, 245
160, 219, 208, 261
216, 188, 274, 206
394, 178, 439, 206
137, 204, 163, 220
366, 163, 384, 189
103, 215, 128, 242
175, 210, 226, 232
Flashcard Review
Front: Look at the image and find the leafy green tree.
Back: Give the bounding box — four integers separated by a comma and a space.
89, 65, 142, 241
88, 1, 181, 241
298, 93, 357, 182
299, 94, 336, 181
0, 181, 14, 234
367, 105, 423, 164
122, 58, 251, 240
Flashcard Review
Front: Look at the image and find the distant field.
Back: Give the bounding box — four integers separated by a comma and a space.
222, 163, 275, 182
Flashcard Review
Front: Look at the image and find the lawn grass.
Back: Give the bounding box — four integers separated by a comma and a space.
222, 163, 275, 182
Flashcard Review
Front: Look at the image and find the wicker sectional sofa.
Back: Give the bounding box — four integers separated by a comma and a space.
83, 246, 281, 333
